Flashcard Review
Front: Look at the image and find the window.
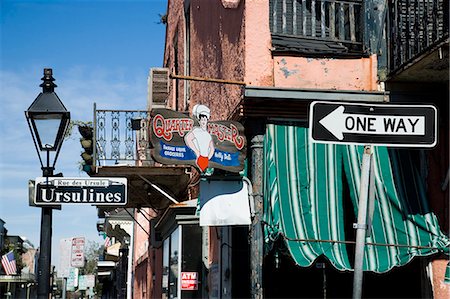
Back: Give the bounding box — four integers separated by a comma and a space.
162, 227, 180, 299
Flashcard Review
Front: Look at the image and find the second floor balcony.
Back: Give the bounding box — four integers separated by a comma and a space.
270, 0, 365, 56
88, 105, 190, 209
268, 0, 448, 79
388, 0, 449, 78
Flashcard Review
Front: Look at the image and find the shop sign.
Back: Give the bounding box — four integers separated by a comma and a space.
34, 177, 127, 206
150, 106, 246, 173
181, 272, 198, 291
199, 179, 251, 226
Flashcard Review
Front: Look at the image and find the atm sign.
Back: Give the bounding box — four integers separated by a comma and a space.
181, 272, 198, 291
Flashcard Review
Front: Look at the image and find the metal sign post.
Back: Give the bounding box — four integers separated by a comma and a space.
308, 100, 438, 299
352, 145, 374, 299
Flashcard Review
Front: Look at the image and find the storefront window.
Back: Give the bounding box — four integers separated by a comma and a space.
162, 238, 170, 299
159, 222, 203, 298
162, 227, 180, 299
170, 227, 180, 298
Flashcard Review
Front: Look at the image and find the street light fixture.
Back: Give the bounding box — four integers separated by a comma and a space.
25, 68, 70, 299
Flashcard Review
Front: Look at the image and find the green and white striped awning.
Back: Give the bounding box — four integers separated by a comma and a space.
264, 124, 449, 273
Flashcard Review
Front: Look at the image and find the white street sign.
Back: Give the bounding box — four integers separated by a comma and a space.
309, 101, 437, 147
71, 237, 85, 268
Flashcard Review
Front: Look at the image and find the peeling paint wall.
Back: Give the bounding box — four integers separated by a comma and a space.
164, 0, 187, 112
273, 55, 378, 91
245, 0, 379, 91
188, 0, 245, 120
244, 0, 273, 86
432, 259, 450, 299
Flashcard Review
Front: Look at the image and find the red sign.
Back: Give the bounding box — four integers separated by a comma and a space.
181, 272, 198, 291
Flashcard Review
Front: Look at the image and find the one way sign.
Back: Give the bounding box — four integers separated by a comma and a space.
309, 101, 437, 147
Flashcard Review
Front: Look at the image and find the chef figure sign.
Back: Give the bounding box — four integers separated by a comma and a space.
184, 104, 215, 172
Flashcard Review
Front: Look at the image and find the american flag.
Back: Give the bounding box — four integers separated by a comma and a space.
1, 250, 17, 275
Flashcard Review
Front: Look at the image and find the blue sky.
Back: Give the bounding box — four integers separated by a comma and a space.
0, 0, 167, 269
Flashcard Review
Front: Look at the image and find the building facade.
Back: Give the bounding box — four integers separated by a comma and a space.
89, 0, 449, 298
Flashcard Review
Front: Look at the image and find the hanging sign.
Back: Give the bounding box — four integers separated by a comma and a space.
150, 105, 246, 173
199, 179, 251, 226
309, 101, 437, 147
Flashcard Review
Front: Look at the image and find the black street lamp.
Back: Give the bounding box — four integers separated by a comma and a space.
25, 68, 70, 299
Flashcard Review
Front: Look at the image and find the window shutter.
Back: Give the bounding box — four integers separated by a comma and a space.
147, 67, 169, 110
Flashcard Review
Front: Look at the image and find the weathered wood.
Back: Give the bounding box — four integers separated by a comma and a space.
293, 0, 297, 35
330, 2, 336, 38
338, 2, 345, 40
302, 0, 307, 36
321, 1, 326, 37
350, 4, 356, 41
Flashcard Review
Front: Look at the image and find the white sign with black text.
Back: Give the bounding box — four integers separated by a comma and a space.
309, 101, 437, 147
34, 177, 127, 206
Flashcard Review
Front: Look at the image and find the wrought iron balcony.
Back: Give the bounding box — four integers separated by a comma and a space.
388, 0, 449, 73
92, 106, 191, 209
270, 0, 364, 56
93, 106, 152, 167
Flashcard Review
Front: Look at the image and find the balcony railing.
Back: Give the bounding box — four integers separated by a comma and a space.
94, 106, 152, 167
270, 0, 364, 56
388, 0, 449, 72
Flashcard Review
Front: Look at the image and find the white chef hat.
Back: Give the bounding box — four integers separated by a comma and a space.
193, 104, 210, 120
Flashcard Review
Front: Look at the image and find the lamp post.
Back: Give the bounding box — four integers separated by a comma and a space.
25, 68, 70, 299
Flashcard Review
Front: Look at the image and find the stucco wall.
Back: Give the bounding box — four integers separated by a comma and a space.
273, 56, 378, 91
244, 0, 273, 86
132, 208, 155, 299
432, 259, 450, 299
244, 0, 379, 91
133, 208, 153, 263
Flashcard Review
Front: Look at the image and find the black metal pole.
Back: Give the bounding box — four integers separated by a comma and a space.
37, 151, 54, 299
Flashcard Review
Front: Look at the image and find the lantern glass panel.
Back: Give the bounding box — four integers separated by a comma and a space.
33, 114, 63, 150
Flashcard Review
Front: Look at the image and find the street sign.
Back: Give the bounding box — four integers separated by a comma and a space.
71, 237, 85, 268
58, 238, 72, 277
34, 177, 127, 206
66, 267, 79, 291
309, 101, 437, 147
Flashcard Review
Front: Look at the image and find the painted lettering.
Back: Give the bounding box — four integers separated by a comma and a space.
152, 114, 194, 141
367, 117, 376, 132
384, 118, 396, 132
345, 116, 355, 130
408, 118, 419, 133
396, 119, 406, 132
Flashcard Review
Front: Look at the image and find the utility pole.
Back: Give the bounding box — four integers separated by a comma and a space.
250, 135, 264, 299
